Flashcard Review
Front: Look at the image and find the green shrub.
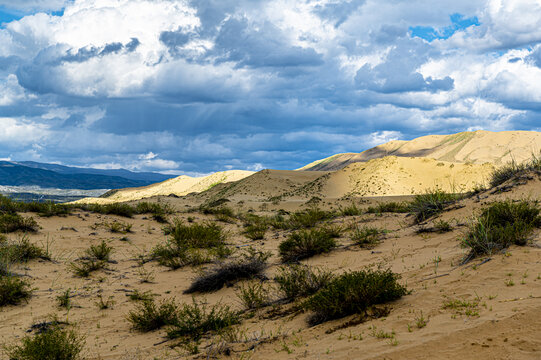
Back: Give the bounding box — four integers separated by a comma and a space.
25, 202, 72, 217
340, 203, 363, 216
135, 202, 174, 223
366, 202, 410, 214
0, 235, 46, 263
351, 225, 385, 248
56, 289, 72, 309
184, 249, 270, 293
0, 213, 38, 233
275, 265, 334, 301
409, 188, 458, 223
153, 220, 230, 269
85, 240, 113, 262
243, 223, 267, 240
237, 281, 269, 309
279, 228, 337, 262
303, 269, 408, 324
127, 298, 179, 332
489, 154, 541, 188
4, 324, 84, 360
69, 259, 105, 278
287, 207, 334, 229
166, 300, 240, 341
128, 289, 155, 302
0, 275, 32, 307
462, 200, 541, 260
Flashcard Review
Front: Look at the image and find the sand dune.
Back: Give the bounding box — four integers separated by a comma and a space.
74, 170, 253, 204
299, 130, 541, 171
294, 156, 495, 198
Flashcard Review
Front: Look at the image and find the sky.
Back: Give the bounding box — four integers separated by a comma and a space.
0, 0, 541, 175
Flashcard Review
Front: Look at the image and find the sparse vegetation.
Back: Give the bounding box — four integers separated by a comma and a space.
366, 202, 410, 214
153, 220, 231, 269
127, 298, 179, 331
184, 248, 270, 293
85, 240, 113, 262
351, 225, 386, 248
489, 153, 541, 188
409, 188, 459, 223
461, 200, 541, 260
4, 324, 85, 360
166, 299, 240, 341
303, 269, 408, 324
275, 265, 334, 301
56, 289, 72, 309
0, 275, 32, 307
0, 235, 47, 263
237, 281, 269, 309
279, 228, 337, 262
0, 213, 38, 233
340, 203, 363, 216
69, 258, 105, 278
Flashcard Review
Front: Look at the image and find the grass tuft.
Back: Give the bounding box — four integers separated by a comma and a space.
461, 200, 541, 261
127, 298, 179, 332
0, 275, 32, 307
303, 269, 408, 324
275, 265, 334, 301
0, 213, 38, 233
4, 324, 84, 360
351, 225, 386, 248
279, 228, 337, 263
409, 188, 459, 223
184, 248, 270, 294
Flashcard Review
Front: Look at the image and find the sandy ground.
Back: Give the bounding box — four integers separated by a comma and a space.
1, 173, 541, 359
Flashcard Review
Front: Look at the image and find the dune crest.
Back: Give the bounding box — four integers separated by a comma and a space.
299, 130, 541, 171
73, 170, 253, 204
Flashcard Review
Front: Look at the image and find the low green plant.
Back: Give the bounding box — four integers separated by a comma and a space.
106, 221, 132, 234
303, 269, 408, 324
0, 235, 47, 263
279, 228, 337, 262
127, 298, 179, 332
340, 203, 363, 216
85, 240, 113, 262
166, 299, 240, 341
0, 213, 38, 233
4, 324, 85, 360
184, 248, 270, 293
153, 220, 230, 269
56, 289, 72, 309
128, 289, 155, 302
351, 225, 385, 248
0, 275, 32, 307
461, 200, 541, 261
409, 188, 458, 223
237, 281, 269, 309
366, 202, 410, 214
489, 153, 541, 188
95, 294, 115, 310
434, 219, 452, 233
275, 265, 334, 301
243, 223, 267, 240
69, 258, 105, 278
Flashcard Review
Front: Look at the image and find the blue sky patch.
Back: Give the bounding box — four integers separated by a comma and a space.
410, 13, 480, 42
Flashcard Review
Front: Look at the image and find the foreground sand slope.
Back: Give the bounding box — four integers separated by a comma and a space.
299, 130, 541, 171
2, 172, 541, 359
74, 170, 253, 204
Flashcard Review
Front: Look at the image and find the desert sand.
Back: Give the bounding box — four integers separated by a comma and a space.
1, 171, 541, 359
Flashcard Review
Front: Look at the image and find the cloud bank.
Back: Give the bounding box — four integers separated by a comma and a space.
0, 0, 540, 174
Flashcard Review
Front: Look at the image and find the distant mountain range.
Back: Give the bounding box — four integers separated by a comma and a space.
0, 161, 175, 190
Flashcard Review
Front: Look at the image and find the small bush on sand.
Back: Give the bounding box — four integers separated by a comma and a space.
0, 213, 38, 233
127, 298, 179, 332
461, 200, 541, 261
153, 221, 230, 269
166, 300, 240, 341
237, 281, 269, 309
184, 248, 270, 294
351, 225, 385, 248
489, 153, 541, 188
243, 223, 267, 240
0, 275, 32, 307
84, 240, 113, 262
0, 235, 47, 263
275, 265, 334, 301
287, 207, 335, 229
279, 228, 337, 263
409, 188, 458, 223
25, 202, 72, 218
69, 259, 105, 278
340, 203, 363, 216
303, 269, 408, 325
366, 202, 410, 214
4, 324, 84, 360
